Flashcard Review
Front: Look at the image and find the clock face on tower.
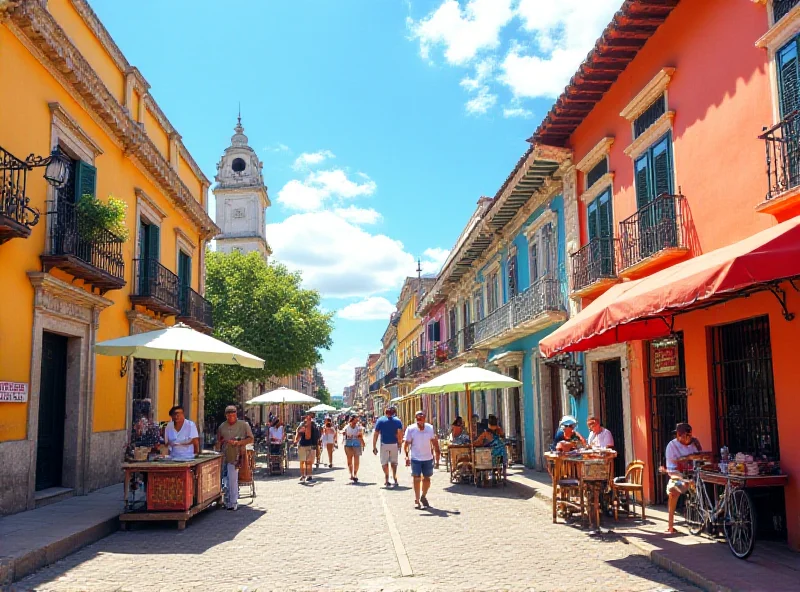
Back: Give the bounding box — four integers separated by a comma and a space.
231, 157, 246, 173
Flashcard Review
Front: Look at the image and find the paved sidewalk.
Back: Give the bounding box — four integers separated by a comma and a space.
0, 485, 121, 588
507, 466, 800, 592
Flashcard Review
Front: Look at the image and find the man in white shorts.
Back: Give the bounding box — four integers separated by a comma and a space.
403, 410, 440, 509
372, 406, 404, 487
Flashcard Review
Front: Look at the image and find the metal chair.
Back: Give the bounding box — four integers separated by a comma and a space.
611, 459, 646, 521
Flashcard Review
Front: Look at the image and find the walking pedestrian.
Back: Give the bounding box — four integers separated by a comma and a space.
403, 410, 440, 509
295, 411, 321, 483
321, 416, 338, 468
216, 405, 254, 510
343, 415, 365, 482
372, 406, 404, 488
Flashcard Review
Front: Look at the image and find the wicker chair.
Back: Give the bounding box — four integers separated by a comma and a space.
552, 456, 584, 523
611, 460, 646, 521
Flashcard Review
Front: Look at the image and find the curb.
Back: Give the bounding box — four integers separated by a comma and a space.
1, 516, 119, 589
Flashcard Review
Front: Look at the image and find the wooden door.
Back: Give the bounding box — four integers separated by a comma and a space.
36, 332, 68, 491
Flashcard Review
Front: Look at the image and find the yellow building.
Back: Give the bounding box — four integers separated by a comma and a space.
0, 0, 218, 514
394, 277, 434, 420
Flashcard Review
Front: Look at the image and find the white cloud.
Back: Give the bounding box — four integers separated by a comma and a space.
420, 247, 450, 275
499, 0, 621, 99
503, 106, 533, 119
267, 211, 417, 298
465, 87, 497, 115
321, 356, 365, 396
264, 143, 290, 153
276, 169, 377, 211
293, 150, 335, 170
333, 206, 382, 225
338, 297, 396, 321
408, 0, 514, 65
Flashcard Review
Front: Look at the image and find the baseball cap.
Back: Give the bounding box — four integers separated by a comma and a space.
675, 422, 693, 434
224, 405, 237, 414
415, 410, 425, 418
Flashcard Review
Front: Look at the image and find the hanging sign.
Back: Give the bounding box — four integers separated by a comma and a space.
650, 339, 680, 377
0, 381, 28, 403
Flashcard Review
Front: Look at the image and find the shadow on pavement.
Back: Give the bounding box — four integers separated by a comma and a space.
604, 555, 700, 591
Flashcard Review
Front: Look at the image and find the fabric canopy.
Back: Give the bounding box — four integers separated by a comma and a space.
539, 217, 800, 357
410, 363, 522, 395
307, 403, 336, 413
245, 387, 319, 406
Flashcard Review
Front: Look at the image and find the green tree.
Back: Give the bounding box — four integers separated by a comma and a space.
315, 385, 331, 406
204, 250, 334, 422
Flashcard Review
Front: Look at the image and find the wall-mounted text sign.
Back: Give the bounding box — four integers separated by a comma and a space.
0, 381, 28, 402
650, 339, 680, 378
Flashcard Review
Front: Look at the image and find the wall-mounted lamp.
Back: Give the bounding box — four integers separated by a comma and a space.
26, 147, 71, 189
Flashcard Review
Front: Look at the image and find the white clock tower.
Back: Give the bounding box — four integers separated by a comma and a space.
213, 116, 271, 260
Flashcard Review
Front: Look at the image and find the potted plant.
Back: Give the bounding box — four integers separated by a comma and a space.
76, 194, 129, 242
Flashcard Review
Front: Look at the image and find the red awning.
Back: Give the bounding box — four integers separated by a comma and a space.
539, 217, 800, 357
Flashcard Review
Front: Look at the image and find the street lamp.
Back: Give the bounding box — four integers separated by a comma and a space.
24, 147, 71, 189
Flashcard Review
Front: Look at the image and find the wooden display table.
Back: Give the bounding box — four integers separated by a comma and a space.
120, 453, 223, 530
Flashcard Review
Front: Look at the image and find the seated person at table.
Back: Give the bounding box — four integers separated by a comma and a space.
449, 417, 470, 444
586, 416, 614, 449
472, 414, 488, 438
665, 422, 702, 534
550, 415, 586, 452
474, 416, 507, 467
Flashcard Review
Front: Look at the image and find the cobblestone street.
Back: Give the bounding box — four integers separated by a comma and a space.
17, 447, 697, 592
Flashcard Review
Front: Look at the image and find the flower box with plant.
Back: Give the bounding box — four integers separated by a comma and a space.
76, 194, 129, 243
435, 343, 448, 364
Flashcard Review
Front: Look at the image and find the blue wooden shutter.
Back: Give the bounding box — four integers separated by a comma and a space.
652, 137, 673, 198
778, 39, 800, 118
73, 161, 97, 202
635, 154, 651, 209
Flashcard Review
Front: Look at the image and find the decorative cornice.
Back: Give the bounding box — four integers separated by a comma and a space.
580, 172, 615, 204
179, 144, 211, 185
523, 207, 558, 240
756, 2, 800, 52
8, 1, 219, 240
620, 67, 676, 121
624, 112, 675, 159
134, 187, 168, 221
126, 309, 166, 334
49, 102, 103, 157
576, 137, 614, 173
28, 271, 113, 310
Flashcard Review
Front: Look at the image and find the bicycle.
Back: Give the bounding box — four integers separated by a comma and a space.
682, 461, 756, 559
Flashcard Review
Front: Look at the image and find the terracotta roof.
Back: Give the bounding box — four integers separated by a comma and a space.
530, 0, 680, 147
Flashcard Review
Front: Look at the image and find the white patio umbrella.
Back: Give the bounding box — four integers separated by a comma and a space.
410, 363, 522, 458
94, 322, 264, 405
245, 387, 320, 425
307, 403, 337, 413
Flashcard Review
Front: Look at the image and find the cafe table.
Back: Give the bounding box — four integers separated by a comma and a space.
545, 449, 617, 528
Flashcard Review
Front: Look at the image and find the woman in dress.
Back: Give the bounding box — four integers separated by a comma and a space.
343, 415, 366, 482
320, 417, 338, 468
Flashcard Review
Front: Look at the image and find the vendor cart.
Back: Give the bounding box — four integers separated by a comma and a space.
120, 452, 223, 530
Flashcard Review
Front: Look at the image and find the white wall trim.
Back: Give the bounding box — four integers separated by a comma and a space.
624, 111, 675, 160
620, 67, 676, 121
576, 137, 614, 173
580, 173, 615, 205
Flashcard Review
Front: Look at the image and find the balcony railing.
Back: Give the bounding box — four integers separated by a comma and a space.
773, 0, 799, 23
383, 367, 397, 385
618, 194, 688, 271
761, 112, 800, 202
177, 285, 214, 331
474, 277, 565, 344
369, 379, 382, 393
131, 258, 181, 315
571, 237, 617, 293
411, 354, 426, 374
41, 200, 125, 293
0, 145, 40, 243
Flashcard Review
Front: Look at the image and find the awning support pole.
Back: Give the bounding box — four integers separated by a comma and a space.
765, 284, 795, 321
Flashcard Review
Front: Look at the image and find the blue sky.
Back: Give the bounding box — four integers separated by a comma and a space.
92, 0, 620, 394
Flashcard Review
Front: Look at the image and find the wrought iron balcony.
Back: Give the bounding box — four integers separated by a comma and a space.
759, 112, 800, 216
131, 258, 181, 315
176, 286, 214, 332
773, 0, 799, 23
383, 367, 397, 385
369, 379, 382, 393
570, 237, 618, 296
40, 200, 125, 293
474, 277, 566, 347
411, 354, 426, 374
0, 146, 40, 243
618, 194, 689, 276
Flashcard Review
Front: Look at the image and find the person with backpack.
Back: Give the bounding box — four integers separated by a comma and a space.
295, 411, 321, 483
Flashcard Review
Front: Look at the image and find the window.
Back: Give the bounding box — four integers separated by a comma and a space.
178, 250, 192, 310
138, 220, 160, 262
774, 0, 799, 24
529, 223, 556, 283
507, 252, 518, 298
634, 134, 673, 209
448, 307, 457, 337
473, 288, 484, 321
486, 270, 499, 313
587, 189, 613, 243
586, 158, 608, 189
633, 94, 666, 139
778, 37, 800, 118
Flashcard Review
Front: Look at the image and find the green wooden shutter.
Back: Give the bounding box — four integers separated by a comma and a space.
178, 252, 191, 288
778, 39, 800, 118
73, 161, 97, 202
148, 224, 160, 262
597, 191, 613, 276
652, 137, 673, 198
587, 201, 599, 242
635, 155, 651, 209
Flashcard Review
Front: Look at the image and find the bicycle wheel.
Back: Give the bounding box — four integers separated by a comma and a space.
724, 489, 756, 559
684, 495, 704, 535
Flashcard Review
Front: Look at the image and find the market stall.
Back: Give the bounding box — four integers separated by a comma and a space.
119, 452, 223, 530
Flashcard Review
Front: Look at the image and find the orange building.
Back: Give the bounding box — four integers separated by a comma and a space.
536, 0, 800, 549
0, 0, 216, 514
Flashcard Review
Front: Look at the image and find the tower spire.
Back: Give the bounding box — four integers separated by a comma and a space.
237, 102, 241, 126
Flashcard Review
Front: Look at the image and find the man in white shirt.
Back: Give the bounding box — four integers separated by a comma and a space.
403, 410, 440, 509
164, 405, 200, 460
586, 416, 614, 449
665, 422, 702, 534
